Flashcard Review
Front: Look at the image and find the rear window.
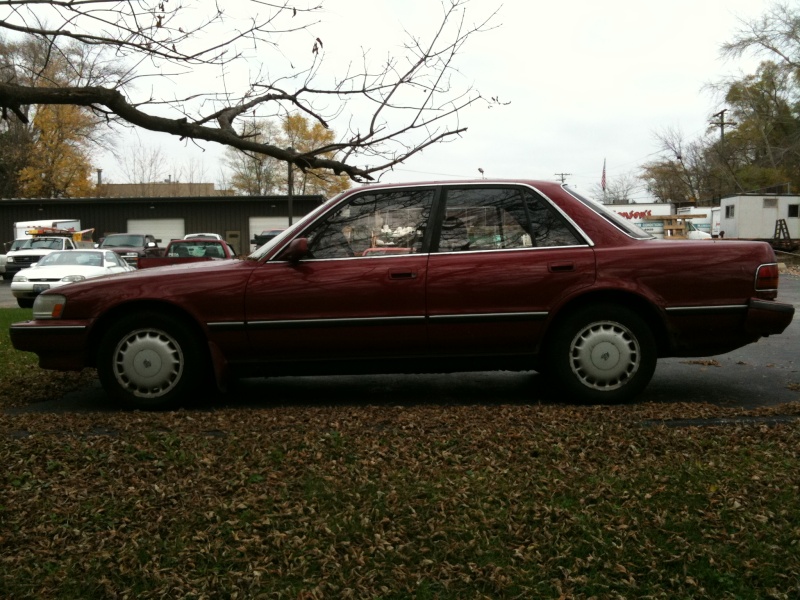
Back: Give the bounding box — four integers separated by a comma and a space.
563, 186, 653, 240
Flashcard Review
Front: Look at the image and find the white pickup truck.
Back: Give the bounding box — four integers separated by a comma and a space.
3, 235, 79, 280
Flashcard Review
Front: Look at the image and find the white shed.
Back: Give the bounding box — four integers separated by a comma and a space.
720, 195, 799, 239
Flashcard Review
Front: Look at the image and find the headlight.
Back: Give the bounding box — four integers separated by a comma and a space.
7, 257, 14, 263
61, 275, 86, 283
13, 275, 27, 282
33, 294, 66, 320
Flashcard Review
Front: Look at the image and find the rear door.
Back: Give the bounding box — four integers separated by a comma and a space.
426, 185, 596, 356
245, 188, 436, 361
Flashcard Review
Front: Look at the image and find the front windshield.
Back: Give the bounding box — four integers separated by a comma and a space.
101, 234, 144, 247
563, 186, 653, 240
18, 237, 63, 250
37, 251, 103, 267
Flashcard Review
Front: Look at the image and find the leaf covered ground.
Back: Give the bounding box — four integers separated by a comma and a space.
3, 394, 800, 599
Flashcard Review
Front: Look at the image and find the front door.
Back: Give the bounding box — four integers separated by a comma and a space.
244, 188, 436, 362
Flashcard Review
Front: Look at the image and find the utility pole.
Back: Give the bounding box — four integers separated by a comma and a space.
286, 147, 294, 226
710, 109, 736, 143
554, 172, 572, 184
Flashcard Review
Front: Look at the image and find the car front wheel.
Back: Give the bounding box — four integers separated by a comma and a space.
97, 312, 205, 410
547, 304, 657, 404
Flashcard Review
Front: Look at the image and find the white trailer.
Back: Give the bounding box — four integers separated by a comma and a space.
719, 195, 799, 239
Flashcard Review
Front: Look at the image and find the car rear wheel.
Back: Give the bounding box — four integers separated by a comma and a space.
97, 312, 205, 410
547, 304, 656, 404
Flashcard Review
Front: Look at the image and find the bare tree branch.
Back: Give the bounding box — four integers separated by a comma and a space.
1, 0, 504, 182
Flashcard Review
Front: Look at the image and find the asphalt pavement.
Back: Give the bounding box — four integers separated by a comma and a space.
1, 273, 798, 412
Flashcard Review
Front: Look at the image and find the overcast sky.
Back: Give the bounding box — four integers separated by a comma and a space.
96, 0, 775, 201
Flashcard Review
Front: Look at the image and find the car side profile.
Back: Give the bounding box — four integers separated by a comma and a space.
9, 180, 795, 409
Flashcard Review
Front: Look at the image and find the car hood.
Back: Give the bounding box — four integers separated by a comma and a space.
8, 249, 52, 256
14, 265, 110, 279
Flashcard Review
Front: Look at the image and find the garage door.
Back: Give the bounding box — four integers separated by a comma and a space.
127, 219, 185, 244
249, 217, 288, 251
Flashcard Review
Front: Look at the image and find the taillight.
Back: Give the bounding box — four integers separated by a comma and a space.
755, 263, 779, 299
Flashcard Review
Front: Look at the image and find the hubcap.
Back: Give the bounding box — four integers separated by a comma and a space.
569, 320, 640, 391
112, 328, 183, 398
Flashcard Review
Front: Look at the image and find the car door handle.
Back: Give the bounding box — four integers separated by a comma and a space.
548, 262, 575, 273
389, 270, 417, 280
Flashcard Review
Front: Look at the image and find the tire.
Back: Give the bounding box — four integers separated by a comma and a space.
17, 298, 34, 309
96, 311, 206, 410
547, 304, 656, 404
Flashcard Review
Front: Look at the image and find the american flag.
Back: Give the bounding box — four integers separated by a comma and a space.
601, 159, 606, 191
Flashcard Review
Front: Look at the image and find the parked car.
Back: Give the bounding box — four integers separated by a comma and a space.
251, 229, 285, 247
10, 249, 134, 308
4, 235, 80, 279
138, 239, 237, 268
96, 233, 161, 267
685, 221, 713, 240
10, 180, 794, 410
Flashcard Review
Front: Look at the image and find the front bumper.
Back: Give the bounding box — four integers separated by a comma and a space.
9, 320, 91, 370
11, 282, 65, 300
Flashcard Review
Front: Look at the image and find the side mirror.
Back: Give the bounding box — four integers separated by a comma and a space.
278, 238, 309, 262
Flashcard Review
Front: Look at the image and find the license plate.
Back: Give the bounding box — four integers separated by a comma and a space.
33, 284, 50, 293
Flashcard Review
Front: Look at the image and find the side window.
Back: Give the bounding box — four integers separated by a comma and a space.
524, 191, 582, 247
305, 189, 434, 259
438, 188, 532, 252
435, 187, 580, 253
789, 204, 799, 218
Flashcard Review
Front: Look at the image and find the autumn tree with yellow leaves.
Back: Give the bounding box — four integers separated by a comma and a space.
1, 36, 111, 197
16, 103, 96, 197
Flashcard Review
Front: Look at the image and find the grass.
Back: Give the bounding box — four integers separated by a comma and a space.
1, 308, 800, 598
0, 308, 96, 408
0, 308, 38, 375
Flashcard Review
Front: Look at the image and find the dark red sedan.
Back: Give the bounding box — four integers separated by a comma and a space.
10, 180, 795, 409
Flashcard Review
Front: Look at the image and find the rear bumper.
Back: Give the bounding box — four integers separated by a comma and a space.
745, 298, 795, 336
